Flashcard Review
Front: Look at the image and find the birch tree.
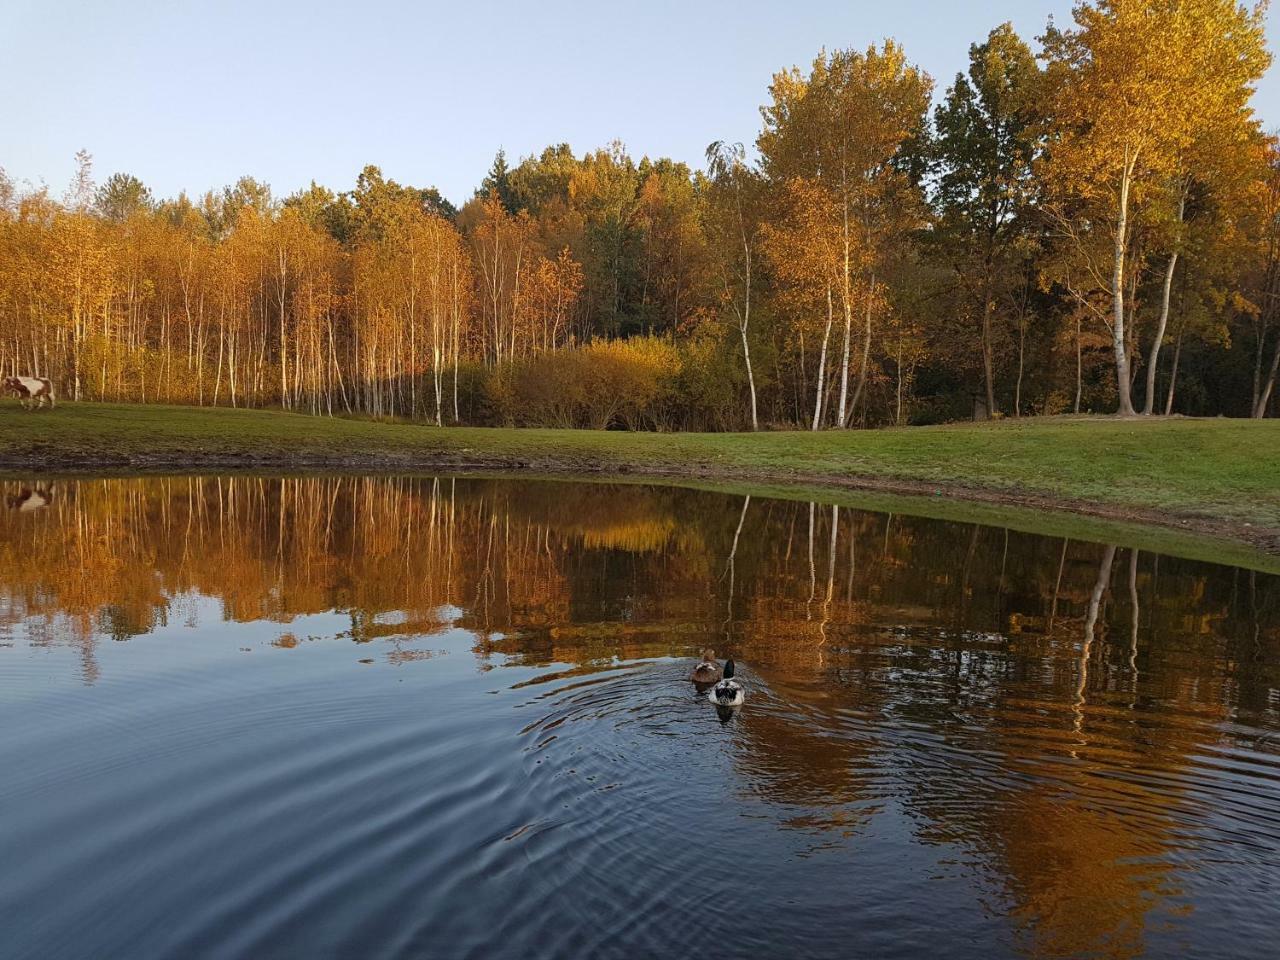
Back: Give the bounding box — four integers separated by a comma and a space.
1041, 0, 1269, 416
705, 141, 762, 430
759, 42, 931, 427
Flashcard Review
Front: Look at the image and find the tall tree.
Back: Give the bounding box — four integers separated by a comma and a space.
705, 141, 762, 430
94, 173, 153, 223
931, 23, 1042, 417
1243, 138, 1280, 417
1041, 0, 1269, 416
479, 150, 517, 212
760, 42, 931, 427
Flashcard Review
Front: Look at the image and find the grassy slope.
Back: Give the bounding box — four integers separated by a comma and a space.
1, 403, 1278, 566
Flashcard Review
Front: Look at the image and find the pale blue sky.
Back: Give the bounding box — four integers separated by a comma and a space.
4, 0, 1278, 206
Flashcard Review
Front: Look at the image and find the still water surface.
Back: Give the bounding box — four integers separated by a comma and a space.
1, 476, 1278, 959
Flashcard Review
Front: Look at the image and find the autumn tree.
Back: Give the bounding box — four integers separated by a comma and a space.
1041, 0, 1269, 416
704, 141, 762, 430
1230, 138, 1280, 417
761, 178, 845, 428
760, 42, 932, 427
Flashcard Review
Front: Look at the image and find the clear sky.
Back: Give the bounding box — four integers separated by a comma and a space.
4, 0, 1279, 206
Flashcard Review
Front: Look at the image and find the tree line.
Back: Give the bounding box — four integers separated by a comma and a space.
2, 1, 1278, 428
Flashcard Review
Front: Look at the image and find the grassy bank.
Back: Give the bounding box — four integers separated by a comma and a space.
1, 402, 1278, 563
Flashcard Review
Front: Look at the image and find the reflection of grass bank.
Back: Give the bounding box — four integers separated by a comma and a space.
652, 478, 1280, 575
1, 402, 1278, 565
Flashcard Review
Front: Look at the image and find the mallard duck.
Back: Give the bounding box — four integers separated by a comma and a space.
708, 659, 744, 707
691, 648, 722, 685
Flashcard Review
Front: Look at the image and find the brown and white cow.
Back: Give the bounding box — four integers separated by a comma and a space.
2, 376, 56, 410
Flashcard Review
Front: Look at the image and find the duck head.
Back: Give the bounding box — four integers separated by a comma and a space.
723, 658, 736, 679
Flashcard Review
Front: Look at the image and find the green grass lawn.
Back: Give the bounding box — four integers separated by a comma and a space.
1, 402, 1278, 563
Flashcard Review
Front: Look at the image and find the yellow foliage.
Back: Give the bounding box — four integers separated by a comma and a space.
493, 336, 682, 430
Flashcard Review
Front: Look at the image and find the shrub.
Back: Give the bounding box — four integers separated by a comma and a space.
486, 336, 684, 430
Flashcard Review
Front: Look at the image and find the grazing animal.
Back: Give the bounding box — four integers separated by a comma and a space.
3, 376, 56, 410
7, 485, 55, 513
691, 648, 722, 685
708, 659, 745, 707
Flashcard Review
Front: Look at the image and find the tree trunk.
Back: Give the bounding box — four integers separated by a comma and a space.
836, 158, 853, 429
1144, 189, 1186, 415
1254, 332, 1280, 418
734, 175, 758, 431
981, 268, 997, 417
277, 250, 288, 410
836, 285, 853, 428
737, 231, 758, 432
740, 320, 758, 431
1164, 326, 1184, 415
1014, 311, 1026, 417
812, 285, 835, 430
1112, 156, 1137, 416
845, 275, 874, 425
1074, 313, 1083, 414
895, 339, 904, 426
1252, 318, 1267, 412
1143, 249, 1179, 415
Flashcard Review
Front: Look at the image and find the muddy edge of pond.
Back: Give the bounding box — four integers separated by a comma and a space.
2, 447, 1277, 559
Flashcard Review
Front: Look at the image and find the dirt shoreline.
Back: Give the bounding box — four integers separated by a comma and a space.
3, 446, 1277, 558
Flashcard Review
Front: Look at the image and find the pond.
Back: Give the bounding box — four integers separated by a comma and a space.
1, 476, 1278, 959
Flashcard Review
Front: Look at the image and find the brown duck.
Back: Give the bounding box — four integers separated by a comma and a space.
690, 648, 722, 685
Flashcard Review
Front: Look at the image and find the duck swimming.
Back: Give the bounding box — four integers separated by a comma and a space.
690, 648, 722, 685
708, 659, 744, 707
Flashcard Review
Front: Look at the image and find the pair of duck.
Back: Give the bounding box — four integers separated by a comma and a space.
691, 649, 744, 707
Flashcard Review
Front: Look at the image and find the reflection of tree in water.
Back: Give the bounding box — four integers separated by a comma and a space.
0, 477, 723, 677
701, 507, 1278, 958
846, 534, 1277, 959
3, 478, 1280, 954
2, 476, 1277, 680
2, 476, 1278, 690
